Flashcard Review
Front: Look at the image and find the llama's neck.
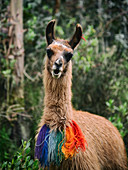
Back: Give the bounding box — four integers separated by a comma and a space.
43, 59, 73, 130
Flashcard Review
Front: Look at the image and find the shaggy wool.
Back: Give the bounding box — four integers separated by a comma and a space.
35, 120, 87, 167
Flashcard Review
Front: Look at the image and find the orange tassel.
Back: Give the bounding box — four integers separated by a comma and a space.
62, 120, 87, 159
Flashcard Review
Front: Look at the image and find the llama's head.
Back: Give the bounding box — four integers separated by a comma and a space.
46, 20, 82, 79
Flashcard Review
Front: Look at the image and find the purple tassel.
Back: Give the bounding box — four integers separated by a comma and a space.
35, 124, 50, 167
40, 127, 50, 167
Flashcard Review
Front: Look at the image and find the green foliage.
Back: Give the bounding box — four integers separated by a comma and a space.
0, 127, 15, 163
0, 140, 40, 170
107, 99, 128, 137
0, 58, 16, 78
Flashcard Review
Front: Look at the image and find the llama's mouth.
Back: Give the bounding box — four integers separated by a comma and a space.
52, 69, 62, 79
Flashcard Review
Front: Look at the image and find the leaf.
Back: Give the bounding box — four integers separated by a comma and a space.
25, 156, 31, 162
2, 69, 11, 76
2, 161, 7, 168
28, 159, 34, 167
56, 26, 64, 36
25, 141, 30, 150
25, 147, 31, 154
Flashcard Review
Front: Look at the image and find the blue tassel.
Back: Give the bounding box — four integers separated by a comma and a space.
35, 125, 64, 167
48, 130, 64, 165
48, 131, 57, 164
40, 127, 50, 167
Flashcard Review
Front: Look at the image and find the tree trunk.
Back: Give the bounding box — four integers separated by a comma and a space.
9, 0, 30, 143
55, 0, 60, 14
10, 0, 24, 99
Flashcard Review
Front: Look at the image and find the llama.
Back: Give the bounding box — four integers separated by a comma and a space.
35, 20, 127, 170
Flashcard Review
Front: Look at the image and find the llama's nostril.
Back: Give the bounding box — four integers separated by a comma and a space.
54, 69, 60, 75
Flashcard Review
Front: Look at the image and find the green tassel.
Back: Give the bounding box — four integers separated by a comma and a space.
55, 130, 65, 165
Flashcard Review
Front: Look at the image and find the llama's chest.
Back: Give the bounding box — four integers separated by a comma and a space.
35, 121, 87, 168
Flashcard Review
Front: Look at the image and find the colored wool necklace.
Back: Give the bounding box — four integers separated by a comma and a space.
35, 120, 87, 167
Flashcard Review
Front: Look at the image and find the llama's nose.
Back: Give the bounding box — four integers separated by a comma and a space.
55, 58, 62, 68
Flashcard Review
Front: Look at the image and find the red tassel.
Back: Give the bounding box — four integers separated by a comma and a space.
71, 120, 87, 151
62, 120, 87, 159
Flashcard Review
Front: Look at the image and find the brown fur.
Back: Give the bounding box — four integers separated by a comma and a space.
39, 58, 73, 131
37, 20, 127, 170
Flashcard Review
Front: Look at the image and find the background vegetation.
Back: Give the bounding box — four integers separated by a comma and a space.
0, 0, 128, 168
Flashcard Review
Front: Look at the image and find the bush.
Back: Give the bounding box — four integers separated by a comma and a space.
0, 127, 16, 163
0, 140, 40, 170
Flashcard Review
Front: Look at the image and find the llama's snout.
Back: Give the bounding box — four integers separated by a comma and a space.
52, 57, 63, 78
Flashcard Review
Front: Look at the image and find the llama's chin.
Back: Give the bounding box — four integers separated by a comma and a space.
51, 71, 62, 79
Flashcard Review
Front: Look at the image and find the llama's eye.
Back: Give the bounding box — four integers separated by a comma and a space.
64, 52, 73, 62
46, 49, 54, 59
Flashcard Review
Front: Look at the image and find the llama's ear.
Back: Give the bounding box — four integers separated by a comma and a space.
46, 19, 56, 45
69, 24, 82, 49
